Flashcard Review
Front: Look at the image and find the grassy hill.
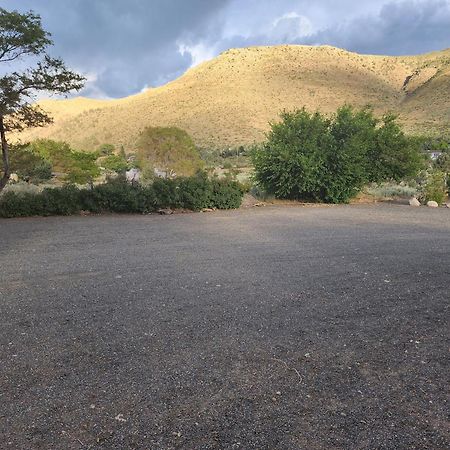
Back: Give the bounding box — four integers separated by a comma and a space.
16, 45, 450, 151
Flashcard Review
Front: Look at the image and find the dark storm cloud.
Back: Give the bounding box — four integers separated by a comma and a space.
1, 0, 449, 98
205, 0, 450, 57
302, 0, 450, 55
1, 0, 230, 97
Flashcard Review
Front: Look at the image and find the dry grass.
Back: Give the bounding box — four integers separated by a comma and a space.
15, 45, 450, 151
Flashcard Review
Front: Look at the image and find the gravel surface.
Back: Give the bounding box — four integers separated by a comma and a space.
0, 204, 449, 449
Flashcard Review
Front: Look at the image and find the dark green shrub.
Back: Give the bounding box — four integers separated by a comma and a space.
88, 179, 143, 213
0, 191, 45, 217
41, 185, 81, 215
210, 179, 243, 209
140, 185, 157, 212
252, 106, 424, 203
367, 118, 425, 182
0, 186, 81, 217
177, 172, 211, 210
0, 173, 243, 218
152, 178, 180, 208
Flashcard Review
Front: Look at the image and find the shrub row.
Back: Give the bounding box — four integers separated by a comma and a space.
0, 174, 244, 218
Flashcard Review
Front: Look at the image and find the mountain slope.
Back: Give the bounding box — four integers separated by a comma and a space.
17, 45, 450, 150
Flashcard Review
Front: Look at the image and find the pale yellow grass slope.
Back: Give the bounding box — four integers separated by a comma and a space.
18, 45, 450, 150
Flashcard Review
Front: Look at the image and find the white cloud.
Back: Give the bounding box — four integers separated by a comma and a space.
271, 12, 313, 40
178, 42, 217, 68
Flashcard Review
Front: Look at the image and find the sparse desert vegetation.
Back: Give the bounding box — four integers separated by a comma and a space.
13, 45, 450, 151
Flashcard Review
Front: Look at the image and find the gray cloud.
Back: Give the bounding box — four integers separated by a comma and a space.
302, 0, 450, 55
196, 0, 450, 56
2, 0, 230, 97
2, 0, 449, 98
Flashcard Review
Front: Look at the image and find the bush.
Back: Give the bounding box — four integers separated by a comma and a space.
422, 170, 447, 204
365, 182, 417, 198
252, 106, 425, 203
0, 191, 45, 217
210, 179, 244, 209
177, 173, 212, 210
152, 178, 180, 208
0, 173, 244, 218
41, 185, 81, 215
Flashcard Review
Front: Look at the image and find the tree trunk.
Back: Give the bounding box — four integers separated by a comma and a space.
0, 115, 10, 192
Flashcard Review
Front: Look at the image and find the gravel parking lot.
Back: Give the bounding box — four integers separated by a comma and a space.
0, 204, 449, 449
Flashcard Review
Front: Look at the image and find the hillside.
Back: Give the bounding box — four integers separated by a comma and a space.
16, 45, 450, 151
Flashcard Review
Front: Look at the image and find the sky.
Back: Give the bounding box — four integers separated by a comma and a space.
1, 0, 450, 98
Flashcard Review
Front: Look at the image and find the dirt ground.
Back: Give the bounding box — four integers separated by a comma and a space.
0, 204, 449, 449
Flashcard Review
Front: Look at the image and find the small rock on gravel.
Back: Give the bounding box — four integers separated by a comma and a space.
427, 201, 438, 208
409, 198, 421, 207
158, 208, 174, 215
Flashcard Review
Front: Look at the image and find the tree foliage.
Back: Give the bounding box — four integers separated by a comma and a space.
0, 143, 52, 182
101, 154, 129, 173
0, 7, 84, 191
26, 139, 99, 184
252, 106, 425, 203
136, 126, 203, 178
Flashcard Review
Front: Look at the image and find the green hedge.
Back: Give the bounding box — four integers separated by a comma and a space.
0, 174, 243, 218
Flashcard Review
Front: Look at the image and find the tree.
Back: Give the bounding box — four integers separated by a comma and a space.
136, 126, 203, 178
0, 8, 85, 191
252, 106, 424, 203
0, 143, 52, 182
26, 139, 100, 184
367, 115, 425, 182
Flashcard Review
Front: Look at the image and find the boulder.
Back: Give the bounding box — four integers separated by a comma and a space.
125, 168, 140, 183
427, 201, 439, 208
158, 208, 173, 215
409, 197, 421, 207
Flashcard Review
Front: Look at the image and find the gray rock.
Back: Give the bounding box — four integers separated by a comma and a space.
409, 198, 421, 207
158, 208, 173, 215
427, 201, 439, 208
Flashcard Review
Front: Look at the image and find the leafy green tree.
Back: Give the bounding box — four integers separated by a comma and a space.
251, 109, 331, 201
136, 126, 203, 178
367, 115, 425, 182
27, 139, 99, 184
0, 143, 52, 182
252, 106, 424, 203
101, 154, 128, 173
0, 7, 84, 191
